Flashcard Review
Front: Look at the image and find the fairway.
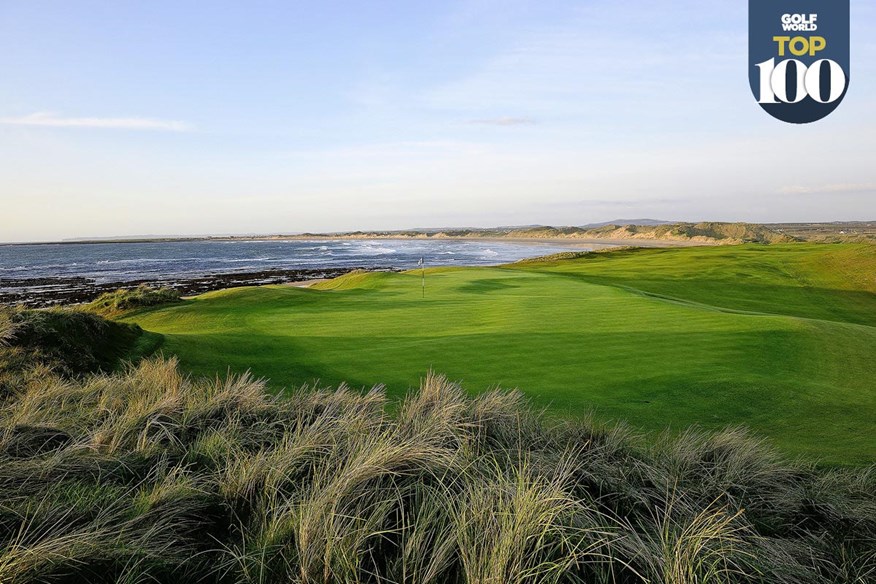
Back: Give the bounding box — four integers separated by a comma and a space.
126, 243, 876, 465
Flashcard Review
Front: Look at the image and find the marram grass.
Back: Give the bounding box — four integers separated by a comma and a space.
0, 355, 873, 584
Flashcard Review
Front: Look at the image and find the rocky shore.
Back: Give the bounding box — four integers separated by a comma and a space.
0, 268, 390, 308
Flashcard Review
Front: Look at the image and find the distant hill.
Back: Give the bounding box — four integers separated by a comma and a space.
294, 222, 798, 245
570, 222, 799, 244
407, 224, 545, 232
767, 221, 876, 242
48, 221, 876, 247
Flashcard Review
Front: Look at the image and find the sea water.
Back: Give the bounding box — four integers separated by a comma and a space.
0, 239, 585, 284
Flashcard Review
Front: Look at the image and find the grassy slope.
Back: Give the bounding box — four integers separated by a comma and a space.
0, 308, 149, 377
125, 243, 876, 465
516, 244, 876, 326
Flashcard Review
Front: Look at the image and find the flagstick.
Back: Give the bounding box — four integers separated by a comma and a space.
421, 258, 425, 298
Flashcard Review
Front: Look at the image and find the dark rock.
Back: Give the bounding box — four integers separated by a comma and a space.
0, 267, 397, 308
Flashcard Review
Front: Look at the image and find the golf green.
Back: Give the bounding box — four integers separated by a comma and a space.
125, 243, 876, 465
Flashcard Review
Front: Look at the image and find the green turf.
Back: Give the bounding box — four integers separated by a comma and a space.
124, 243, 876, 465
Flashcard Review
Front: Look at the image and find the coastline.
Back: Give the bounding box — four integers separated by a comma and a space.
257, 236, 711, 248
0, 267, 389, 308
0, 237, 709, 308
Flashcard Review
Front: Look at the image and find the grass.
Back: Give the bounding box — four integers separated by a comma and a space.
1, 286, 874, 583
86, 285, 181, 318
513, 243, 876, 326
123, 243, 876, 465
0, 307, 146, 381
0, 353, 874, 583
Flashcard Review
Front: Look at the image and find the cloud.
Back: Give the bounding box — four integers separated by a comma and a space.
0, 112, 192, 131
465, 116, 536, 126
779, 183, 876, 195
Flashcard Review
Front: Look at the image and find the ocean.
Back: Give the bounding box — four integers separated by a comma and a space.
0, 238, 585, 284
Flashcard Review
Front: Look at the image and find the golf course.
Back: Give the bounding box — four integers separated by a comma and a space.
124, 243, 876, 465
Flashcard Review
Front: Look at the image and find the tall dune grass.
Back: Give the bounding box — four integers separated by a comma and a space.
0, 355, 873, 583
85, 286, 181, 317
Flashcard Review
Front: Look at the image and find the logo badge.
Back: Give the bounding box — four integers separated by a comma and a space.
749, 0, 850, 123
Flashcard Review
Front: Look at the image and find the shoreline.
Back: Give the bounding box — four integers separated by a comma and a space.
0, 267, 391, 308
0, 238, 710, 308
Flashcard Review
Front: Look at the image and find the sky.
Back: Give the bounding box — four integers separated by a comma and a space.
1, 0, 875, 242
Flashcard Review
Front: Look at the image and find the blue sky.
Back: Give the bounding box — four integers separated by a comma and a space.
1, 0, 874, 241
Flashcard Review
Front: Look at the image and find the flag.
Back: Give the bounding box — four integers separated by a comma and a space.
419, 257, 425, 298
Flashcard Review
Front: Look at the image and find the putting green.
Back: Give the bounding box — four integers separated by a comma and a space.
125, 243, 876, 465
